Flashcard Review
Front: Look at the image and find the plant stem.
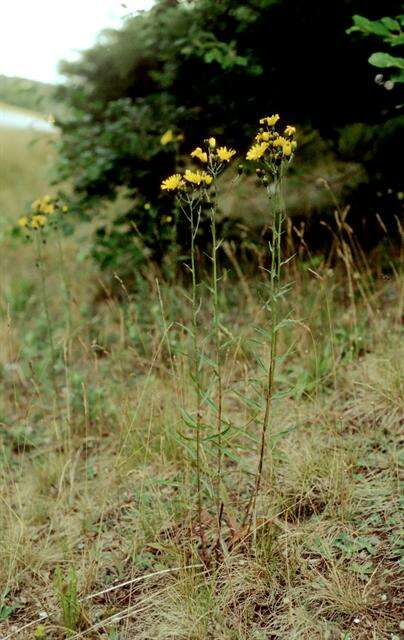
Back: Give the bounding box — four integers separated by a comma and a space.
36, 231, 60, 414
244, 173, 285, 529
184, 195, 206, 562
209, 188, 223, 519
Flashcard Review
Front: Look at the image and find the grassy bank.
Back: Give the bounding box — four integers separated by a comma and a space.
0, 124, 57, 225
0, 128, 403, 640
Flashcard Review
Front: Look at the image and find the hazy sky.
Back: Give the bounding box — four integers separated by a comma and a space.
0, 0, 155, 84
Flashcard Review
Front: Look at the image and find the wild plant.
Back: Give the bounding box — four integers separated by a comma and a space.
161, 140, 236, 559
54, 566, 81, 636
18, 197, 70, 425
242, 114, 297, 526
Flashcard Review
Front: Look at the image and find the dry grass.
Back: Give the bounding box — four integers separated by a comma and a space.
0, 127, 403, 640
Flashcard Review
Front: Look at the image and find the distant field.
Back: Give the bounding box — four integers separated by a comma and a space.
0, 101, 55, 132
0, 120, 57, 225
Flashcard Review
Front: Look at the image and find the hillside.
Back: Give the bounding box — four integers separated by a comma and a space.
0, 74, 58, 117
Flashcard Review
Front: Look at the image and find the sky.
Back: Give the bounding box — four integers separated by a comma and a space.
0, 0, 155, 84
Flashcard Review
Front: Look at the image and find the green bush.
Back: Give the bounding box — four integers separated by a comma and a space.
55, 0, 403, 273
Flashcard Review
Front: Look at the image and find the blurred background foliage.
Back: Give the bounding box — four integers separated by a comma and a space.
52, 0, 403, 274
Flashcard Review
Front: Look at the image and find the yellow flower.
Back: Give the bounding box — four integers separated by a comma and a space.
160, 129, 174, 145
208, 137, 216, 149
18, 216, 29, 227
246, 142, 269, 161
184, 170, 212, 186
62, 205, 68, 213
43, 194, 51, 203
41, 203, 55, 214
177, 133, 184, 142
191, 147, 208, 163
144, 203, 151, 210
272, 136, 287, 148
31, 198, 42, 211
31, 214, 47, 229
282, 141, 292, 157
255, 131, 271, 142
161, 174, 184, 191
260, 114, 280, 127
163, 215, 173, 223
284, 125, 296, 137
217, 146, 236, 162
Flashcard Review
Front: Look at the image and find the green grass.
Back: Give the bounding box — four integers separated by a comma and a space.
0, 128, 403, 640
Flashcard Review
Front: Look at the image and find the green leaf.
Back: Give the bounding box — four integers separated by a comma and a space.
368, 52, 404, 69
380, 17, 400, 32
348, 15, 391, 37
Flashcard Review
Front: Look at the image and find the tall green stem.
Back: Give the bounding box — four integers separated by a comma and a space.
36, 232, 60, 413
183, 195, 206, 561
245, 173, 285, 527
209, 187, 223, 518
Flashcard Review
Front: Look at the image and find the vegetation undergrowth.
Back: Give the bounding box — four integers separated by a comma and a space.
0, 114, 403, 640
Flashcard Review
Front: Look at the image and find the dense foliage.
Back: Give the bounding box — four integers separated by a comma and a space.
55, 0, 403, 272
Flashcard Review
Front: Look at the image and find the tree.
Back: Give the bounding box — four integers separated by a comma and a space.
55, 0, 403, 272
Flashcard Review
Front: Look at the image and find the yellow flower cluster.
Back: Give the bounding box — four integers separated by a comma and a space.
190, 140, 237, 166
18, 195, 68, 230
184, 169, 213, 186
246, 114, 297, 165
160, 169, 213, 192
31, 194, 55, 215
161, 136, 237, 194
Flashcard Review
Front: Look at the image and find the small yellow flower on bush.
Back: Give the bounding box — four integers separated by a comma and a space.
191, 147, 208, 163
260, 114, 280, 126
246, 141, 269, 161
161, 174, 185, 191
208, 137, 216, 149
161, 129, 174, 145
217, 146, 236, 162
